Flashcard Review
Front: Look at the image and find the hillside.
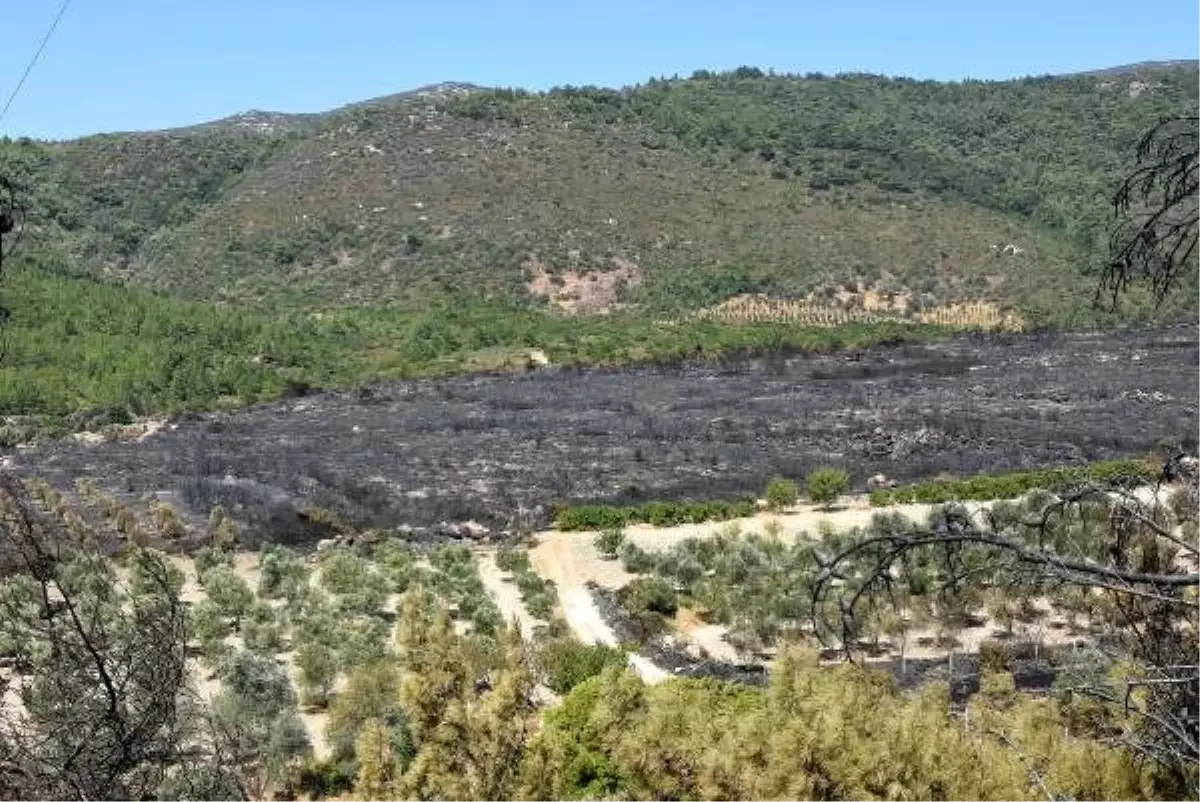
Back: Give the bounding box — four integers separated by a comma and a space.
2, 64, 1196, 325
0, 64, 1197, 431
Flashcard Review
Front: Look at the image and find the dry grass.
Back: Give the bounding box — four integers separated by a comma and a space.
692, 289, 1026, 332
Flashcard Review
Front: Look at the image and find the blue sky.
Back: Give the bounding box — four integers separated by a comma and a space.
3, 0, 1197, 140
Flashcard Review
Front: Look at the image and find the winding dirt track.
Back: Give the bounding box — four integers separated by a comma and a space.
526, 497, 981, 678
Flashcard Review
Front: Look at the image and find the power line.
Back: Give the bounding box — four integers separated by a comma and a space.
0, 0, 74, 126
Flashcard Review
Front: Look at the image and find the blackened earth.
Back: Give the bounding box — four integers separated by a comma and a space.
9, 327, 1197, 548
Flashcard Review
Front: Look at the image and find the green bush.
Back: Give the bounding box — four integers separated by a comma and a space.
617, 577, 678, 640
240, 603, 286, 653
764, 476, 799, 510
868, 459, 1156, 507
525, 590, 556, 621
496, 546, 532, 573
332, 582, 388, 618
806, 467, 851, 508
470, 602, 503, 636
193, 546, 234, 580
373, 539, 419, 593
296, 640, 338, 708
622, 577, 678, 617
199, 565, 255, 626
516, 571, 556, 613
555, 497, 757, 531
537, 638, 626, 694
594, 528, 625, 559
320, 548, 371, 595
191, 599, 233, 658
618, 541, 656, 574
258, 544, 309, 600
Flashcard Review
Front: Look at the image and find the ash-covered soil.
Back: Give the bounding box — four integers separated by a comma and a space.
8, 327, 1197, 547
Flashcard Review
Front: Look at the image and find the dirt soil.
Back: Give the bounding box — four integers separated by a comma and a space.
527, 498, 968, 678
475, 549, 542, 637
7, 327, 1196, 547
530, 497, 1090, 676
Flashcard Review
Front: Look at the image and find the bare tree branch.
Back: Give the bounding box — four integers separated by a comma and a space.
0, 474, 210, 800
1101, 115, 1199, 308
812, 477, 1199, 787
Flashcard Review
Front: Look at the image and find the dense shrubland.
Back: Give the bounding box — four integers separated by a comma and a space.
521, 654, 1167, 801
7, 66, 1198, 327
0, 258, 965, 437
445, 67, 1196, 250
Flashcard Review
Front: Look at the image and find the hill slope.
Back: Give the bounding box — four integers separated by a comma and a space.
0, 63, 1197, 431
2, 63, 1196, 327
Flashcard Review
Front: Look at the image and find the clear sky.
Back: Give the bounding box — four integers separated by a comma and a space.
3, 0, 1198, 140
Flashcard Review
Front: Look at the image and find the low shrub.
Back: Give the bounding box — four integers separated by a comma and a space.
622, 577, 679, 617
617, 577, 678, 641
764, 476, 799, 510
594, 528, 625, 559
555, 496, 757, 531
618, 541, 656, 574
193, 546, 234, 579
806, 467, 851, 508
537, 638, 626, 694
490, 547, 558, 622
373, 539, 420, 593
869, 459, 1156, 506
525, 589, 556, 621
496, 545, 532, 573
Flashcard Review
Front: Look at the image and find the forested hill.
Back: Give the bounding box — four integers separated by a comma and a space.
1, 63, 1196, 325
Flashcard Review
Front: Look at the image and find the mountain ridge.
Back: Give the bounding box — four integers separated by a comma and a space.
42, 61, 1196, 141
2, 61, 1196, 329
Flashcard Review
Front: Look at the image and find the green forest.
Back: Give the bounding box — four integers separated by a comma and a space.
0, 257, 956, 438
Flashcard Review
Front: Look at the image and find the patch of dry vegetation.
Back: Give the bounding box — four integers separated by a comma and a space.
693, 283, 1026, 332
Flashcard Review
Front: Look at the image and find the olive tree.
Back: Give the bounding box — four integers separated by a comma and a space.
806, 466, 850, 509
0, 475, 198, 799
813, 484, 1199, 794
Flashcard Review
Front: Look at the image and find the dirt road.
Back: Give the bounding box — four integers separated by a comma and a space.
528, 496, 997, 669
475, 550, 542, 637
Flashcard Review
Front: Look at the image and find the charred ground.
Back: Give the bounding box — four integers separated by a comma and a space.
7, 326, 1196, 547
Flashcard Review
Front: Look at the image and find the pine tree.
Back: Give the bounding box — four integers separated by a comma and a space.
463, 625, 537, 799
397, 591, 469, 741
354, 718, 398, 801
394, 593, 537, 800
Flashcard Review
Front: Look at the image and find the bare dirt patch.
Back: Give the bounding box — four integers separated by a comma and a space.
524, 254, 641, 314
